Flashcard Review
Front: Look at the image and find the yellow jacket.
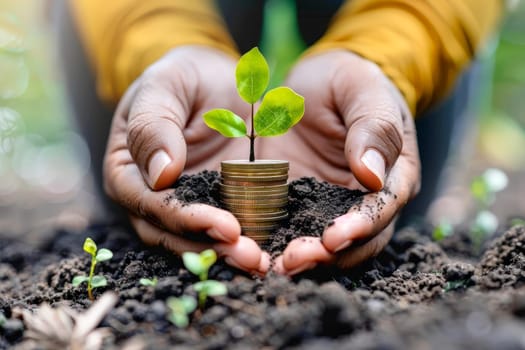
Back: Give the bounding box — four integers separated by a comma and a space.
70, 0, 502, 115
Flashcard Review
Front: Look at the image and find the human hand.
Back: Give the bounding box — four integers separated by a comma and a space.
103, 46, 270, 275
265, 51, 421, 275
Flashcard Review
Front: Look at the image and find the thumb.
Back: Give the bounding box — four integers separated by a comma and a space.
126, 78, 191, 190
344, 107, 404, 192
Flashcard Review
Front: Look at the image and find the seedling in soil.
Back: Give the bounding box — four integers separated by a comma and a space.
182, 249, 227, 308
432, 221, 453, 242
444, 280, 466, 292
470, 168, 508, 251
203, 47, 305, 161
139, 277, 158, 287
72, 237, 113, 301
166, 296, 197, 328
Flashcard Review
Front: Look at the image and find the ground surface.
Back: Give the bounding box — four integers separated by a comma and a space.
2, 172, 525, 350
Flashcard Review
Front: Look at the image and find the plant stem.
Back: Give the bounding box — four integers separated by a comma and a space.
88, 256, 96, 301
198, 291, 206, 309
249, 103, 255, 162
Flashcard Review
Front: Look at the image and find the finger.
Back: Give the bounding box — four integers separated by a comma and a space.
322, 147, 419, 253
126, 68, 195, 190
331, 58, 410, 192
105, 136, 242, 243
334, 223, 395, 269
343, 102, 405, 192
131, 216, 270, 276
273, 237, 334, 276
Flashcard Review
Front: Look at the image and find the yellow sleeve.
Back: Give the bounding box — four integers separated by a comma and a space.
69, 0, 238, 104
306, 0, 503, 116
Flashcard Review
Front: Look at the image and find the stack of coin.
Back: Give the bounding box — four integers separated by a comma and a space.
220, 160, 289, 243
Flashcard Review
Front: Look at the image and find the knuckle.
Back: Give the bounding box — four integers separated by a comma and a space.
157, 232, 171, 250
127, 117, 157, 160
373, 116, 403, 155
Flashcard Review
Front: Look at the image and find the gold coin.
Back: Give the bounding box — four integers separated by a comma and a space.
220, 190, 288, 198
221, 159, 289, 169
220, 192, 288, 200
224, 206, 286, 214
231, 211, 285, 217
221, 174, 288, 182
222, 180, 286, 187
242, 233, 270, 243
221, 168, 288, 174
237, 217, 288, 225
220, 183, 288, 192
221, 197, 288, 206
236, 212, 288, 220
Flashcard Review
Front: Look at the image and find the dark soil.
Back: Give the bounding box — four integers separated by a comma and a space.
2, 172, 525, 349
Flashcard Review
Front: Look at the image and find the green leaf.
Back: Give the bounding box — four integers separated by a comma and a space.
90, 275, 108, 288
182, 252, 206, 277
166, 296, 197, 327
432, 222, 453, 242
169, 313, 190, 328
194, 280, 227, 297
139, 277, 158, 287
72, 275, 89, 287
180, 296, 197, 313
203, 109, 247, 137
235, 47, 269, 103
254, 87, 304, 136
83, 237, 97, 256
95, 248, 113, 262
199, 249, 217, 271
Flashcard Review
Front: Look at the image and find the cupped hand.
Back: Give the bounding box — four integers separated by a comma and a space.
264, 51, 421, 275
103, 46, 269, 275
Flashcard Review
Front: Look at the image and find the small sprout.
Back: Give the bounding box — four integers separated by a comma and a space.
139, 277, 158, 287
468, 168, 508, 253
193, 280, 228, 308
182, 249, 227, 308
432, 221, 453, 242
203, 47, 305, 161
470, 168, 508, 207
0, 312, 6, 327
182, 249, 218, 282
72, 237, 113, 301
444, 279, 468, 292
166, 296, 197, 328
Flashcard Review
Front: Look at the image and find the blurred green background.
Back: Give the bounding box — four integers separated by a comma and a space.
0, 0, 524, 234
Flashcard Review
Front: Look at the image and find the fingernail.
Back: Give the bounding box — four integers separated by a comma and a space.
147, 150, 171, 188
207, 227, 233, 243
333, 240, 352, 253
258, 252, 271, 274
361, 149, 385, 189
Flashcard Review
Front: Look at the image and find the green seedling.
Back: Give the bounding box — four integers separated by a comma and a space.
432, 221, 453, 242
139, 277, 158, 287
72, 237, 113, 301
444, 279, 468, 292
203, 47, 305, 161
166, 296, 197, 328
470, 168, 508, 207
182, 249, 227, 308
470, 168, 508, 251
